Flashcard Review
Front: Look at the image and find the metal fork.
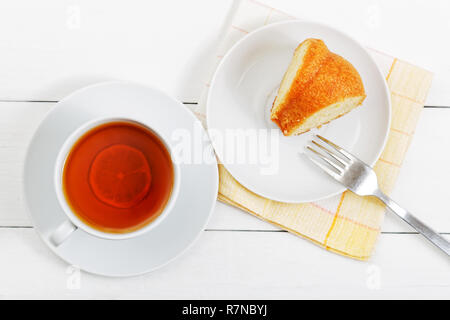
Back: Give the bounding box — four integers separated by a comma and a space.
305, 134, 450, 256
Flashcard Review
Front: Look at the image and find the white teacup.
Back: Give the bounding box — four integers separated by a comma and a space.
49, 118, 180, 246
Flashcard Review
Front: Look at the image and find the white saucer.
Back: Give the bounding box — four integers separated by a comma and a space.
24, 82, 218, 277
207, 21, 391, 203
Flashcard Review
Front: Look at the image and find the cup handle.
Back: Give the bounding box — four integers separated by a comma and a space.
49, 220, 77, 246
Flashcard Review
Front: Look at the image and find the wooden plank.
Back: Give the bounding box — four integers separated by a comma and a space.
0, 0, 234, 103
1, 101, 450, 234
0, 228, 448, 299
258, 0, 450, 106
0, 1, 448, 105
0, 102, 53, 226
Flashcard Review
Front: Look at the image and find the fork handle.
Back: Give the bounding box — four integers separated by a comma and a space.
374, 190, 450, 256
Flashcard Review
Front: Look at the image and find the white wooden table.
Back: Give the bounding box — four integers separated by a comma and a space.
0, 0, 449, 299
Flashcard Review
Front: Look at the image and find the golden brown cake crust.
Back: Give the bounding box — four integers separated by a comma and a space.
271, 39, 366, 136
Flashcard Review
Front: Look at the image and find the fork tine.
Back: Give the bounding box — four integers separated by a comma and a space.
305, 146, 343, 179
311, 141, 348, 168
315, 135, 355, 161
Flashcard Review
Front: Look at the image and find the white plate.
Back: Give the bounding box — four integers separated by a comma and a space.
207, 21, 391, 203
24, 82, 218, 277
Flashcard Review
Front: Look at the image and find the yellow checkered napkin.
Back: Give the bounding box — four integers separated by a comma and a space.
195, 0, 433, 260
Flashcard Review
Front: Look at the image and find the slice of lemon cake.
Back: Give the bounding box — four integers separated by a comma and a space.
271, 39, 366, 136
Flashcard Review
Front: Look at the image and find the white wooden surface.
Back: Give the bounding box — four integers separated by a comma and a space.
0, 0, 449, 299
